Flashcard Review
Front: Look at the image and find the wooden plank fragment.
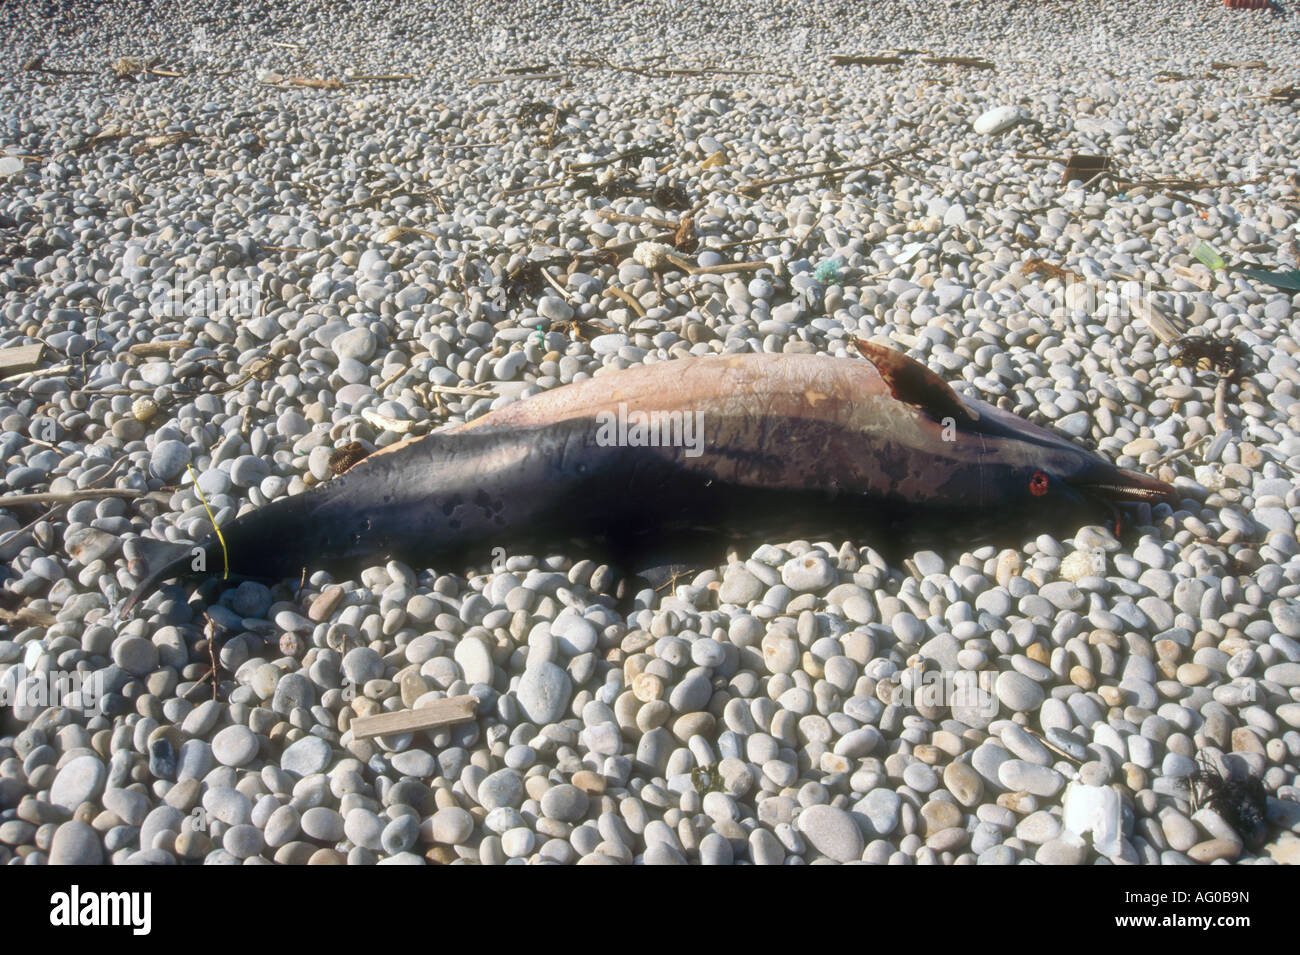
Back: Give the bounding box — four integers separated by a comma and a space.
128, 340, 191, 357
0, 343, 44, 376
349, 695, 478, 739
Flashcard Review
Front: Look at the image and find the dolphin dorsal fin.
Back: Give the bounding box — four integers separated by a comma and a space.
851, 339, 978, 422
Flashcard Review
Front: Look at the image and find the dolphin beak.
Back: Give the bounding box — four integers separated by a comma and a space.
1073, 466, 1180, 506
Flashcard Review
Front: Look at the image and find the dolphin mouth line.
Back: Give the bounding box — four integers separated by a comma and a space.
1078, 482, 1175, 504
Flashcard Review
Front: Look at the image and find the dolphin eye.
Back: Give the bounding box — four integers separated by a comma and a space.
1029, 470, 1050, 497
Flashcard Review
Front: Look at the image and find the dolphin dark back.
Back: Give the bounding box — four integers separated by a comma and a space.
118, 347, 1176, 616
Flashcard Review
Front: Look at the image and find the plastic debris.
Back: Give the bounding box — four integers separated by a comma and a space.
813, 259, 843, 284
1190, 240, 1300, 291
1239, 268, 1300, 292
1062, 153, 1109, 185
1062, 782, 1124, 857
1192, 241, 1227, 270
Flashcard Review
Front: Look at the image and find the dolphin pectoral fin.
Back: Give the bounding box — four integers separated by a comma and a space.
119, 536, 203, 618
851, 339, 979, 422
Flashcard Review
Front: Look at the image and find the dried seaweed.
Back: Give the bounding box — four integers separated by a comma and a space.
328, 442, 371, 475
1171, 335, 1253, 382
1190, 755, 1270, 851
673, 215, 698, 254
1022, 257, 1077, 281
517, 100, 571, 126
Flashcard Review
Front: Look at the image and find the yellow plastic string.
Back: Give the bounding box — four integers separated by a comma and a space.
186, 464, 229, 580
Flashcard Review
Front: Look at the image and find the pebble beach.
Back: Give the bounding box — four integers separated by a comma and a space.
2, 0, 1300, 866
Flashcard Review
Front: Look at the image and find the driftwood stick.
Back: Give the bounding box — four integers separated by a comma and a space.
737, 145, 925, 196
0, 487, 143, 508
0, 364, 74, 385
596, 208, 678, 229
426, 383, 496, 398
539, 267, 574, 302
1214, 377, 1231, 433
1151, 434, 1208, 469
664, 252, 771, 276
604, 286, 646, 317
350, 695, 478, 739
568, 140, 669, 172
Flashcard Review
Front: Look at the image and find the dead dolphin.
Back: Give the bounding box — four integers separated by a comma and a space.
118, 343, 1177, 616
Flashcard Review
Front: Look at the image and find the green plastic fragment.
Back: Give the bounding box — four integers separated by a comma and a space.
1239, 268, 1300, 293
1191, 242, 1226, 271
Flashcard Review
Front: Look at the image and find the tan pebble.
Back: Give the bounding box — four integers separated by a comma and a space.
1189, 839, 1242, 863
1176, 663, 1209, 686
1218, 634, 1251, 655
875, 678, 899, 705
1025, 642, 1050, 665
920, 800, 964, 835
274, 842, 316, 865
671, 712, 715, 742
1023, 568, 1049, 588
1155, 639, 1181, 662
308, 848, 346, 865
632, 672, 665, 703
175, 828, 210, 859
997, 791, 1035, 814
995, 551, 1022, 587
164, 778, 201, 812
1231, 726, 1265, 754
636, 700, 670, 732
819, 752, 851, 775
943, 762, 984, 807
1124, 763, 1147, 792
570, 770, 607, 796
1098, 685, 1125, 707
400, 672, 429, 708
932, 731, 963, 758
537, 817, 571, 839
622, 653, 649, 683
801, 651, 824, 679
1267, 834, 1300, 865
426, 845, 457, 865
308, 584, 345, 622
614, 690, 642, 729
524, 775, 550, 803
1070, 666, 1096, 690
1088, 629, 1120, 649
913, 744, 943, 765
927, 827, 969, 852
